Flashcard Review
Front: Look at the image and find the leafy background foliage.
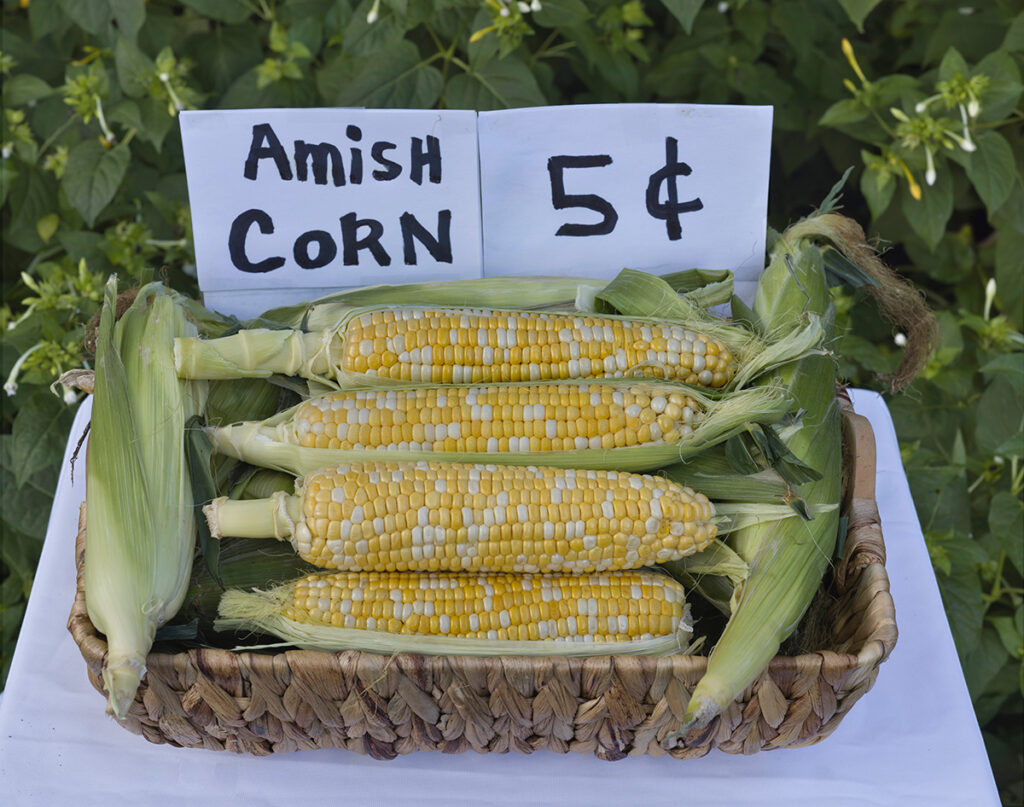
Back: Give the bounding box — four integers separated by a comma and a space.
1, 0, 1021, 799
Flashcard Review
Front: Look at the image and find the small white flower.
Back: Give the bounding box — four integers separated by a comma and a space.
500, 5, 510, 16
3, 342, 43, 398
158, 72, 170, 82
717, 0, 729, 11
1, 145, 11, 160
984, 278, 997, 321
967, 97, 980, 118
894, 333, 907, 347
366, 0, 380, 23
924, 148, 937, 186
531, 0, 542, 10
518, 1, 530, 12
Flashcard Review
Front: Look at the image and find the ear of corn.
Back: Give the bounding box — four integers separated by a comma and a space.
204, 380, 790, 475
215, 569, 693, 657
664, 224, 843, 743
174, 278, 823, 393
205, 460, 719, 574
84, 278, 207, 719
176, 306, 740, 387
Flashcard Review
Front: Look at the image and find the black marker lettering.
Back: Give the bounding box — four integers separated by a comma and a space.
293, 230, 338, 270
371, 142, 401, 180
228, 209, 286, 273
339, 213, 390, 266
243, 123, 292, 181
399, 210, 452, 264
293, 141, 345, 186
410, 135, 441, 185
547, 155, 618, 236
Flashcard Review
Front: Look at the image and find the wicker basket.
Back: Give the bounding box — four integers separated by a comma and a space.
68, 394, 897, 759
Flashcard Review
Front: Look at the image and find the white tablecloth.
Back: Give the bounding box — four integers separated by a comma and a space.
0, 390, 1000, 806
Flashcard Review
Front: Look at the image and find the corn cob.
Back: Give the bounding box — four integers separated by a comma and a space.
205, 461, 718, 574
290, 382, 705, 452
215, 569, 693, 656
175, 305, 749, 389
205, 380, 790, 476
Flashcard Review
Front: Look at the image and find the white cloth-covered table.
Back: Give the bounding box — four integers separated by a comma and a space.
0, 390, 1000, 806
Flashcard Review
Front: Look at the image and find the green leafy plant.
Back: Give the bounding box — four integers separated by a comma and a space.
1, 0, 1021, 799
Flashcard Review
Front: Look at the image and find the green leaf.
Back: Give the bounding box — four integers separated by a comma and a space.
4, 169, 57, 254
189, 25, 265, 94
221, 67, 319, 108
58, 0, 112, 35
963, 626, 1010, 703
0, 525, 42, 595
445, 56, 547, 110
995, 226, 1024, 328
28, 0, 71, 40
61, 140, 131, 227
2, 75, 53, 107
994, 180, 1024, 236
179, 0, 252, 23
108, 97, 174, 151
904, 232, 975, 284
974, 50, 1023, 125
988, 489, 1024, 574
533, 0, 590, 27
837, 0, 883, 32
935, 561, 985, 660
900, 165, 953, 251
989, 616, 1022, 660
329, 40, 442, 108
35, 213, 59, 244
1004, 13, 1024, 52
981, 354, 1024, 377
938, 46, 971, 82
965, 131, 1017, 215
11, 390, 75, 490
290, 18, 324, 56
115, 37, 155, 98
819, 99, 870, 127
660, 0, 704, 34
860, 162, 892, 220
110, 0, 145, 40
0, 436, 58, 541
975, 377, 1024, 457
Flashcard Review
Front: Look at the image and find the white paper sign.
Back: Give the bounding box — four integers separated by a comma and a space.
478, 104, 772, 300
180, 108, 482, 317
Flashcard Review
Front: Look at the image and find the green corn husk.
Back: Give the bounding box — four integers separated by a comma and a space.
205, 377, 284, 427
173, 269, 823, 392
172, 537, 320, 633
257, 269, 734, 331
663, 204, 938, 743
663, 227, 842, 742
660, 541, 750, 615
203, 379, 791, 476
84, 278, 207, 719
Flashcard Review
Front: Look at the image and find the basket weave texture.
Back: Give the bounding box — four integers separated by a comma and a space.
68, 399, 897, 760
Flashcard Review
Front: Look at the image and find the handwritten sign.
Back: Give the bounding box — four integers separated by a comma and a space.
182, 105, 773, 317
478, 104, 772, 301
180, 108, 482, 317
